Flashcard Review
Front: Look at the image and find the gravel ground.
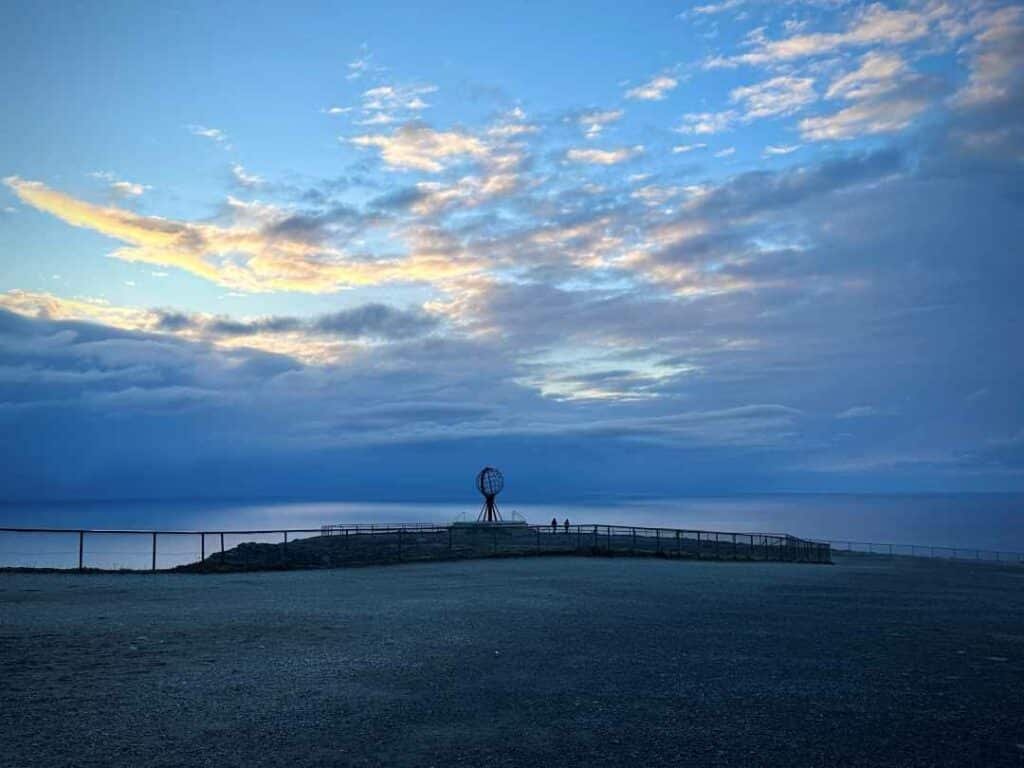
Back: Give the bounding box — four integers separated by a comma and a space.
2, 555, 1023, 767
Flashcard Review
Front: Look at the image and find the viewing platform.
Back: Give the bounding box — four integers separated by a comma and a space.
0, 522, 831, 572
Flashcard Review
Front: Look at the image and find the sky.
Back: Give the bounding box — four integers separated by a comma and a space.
0, 0, 1022, 501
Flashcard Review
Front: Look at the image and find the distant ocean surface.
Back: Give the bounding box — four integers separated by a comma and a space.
2, 494, 1022, 552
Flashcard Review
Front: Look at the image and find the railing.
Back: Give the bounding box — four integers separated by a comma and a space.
816, 538, 1024, 565
320, 522, 443, 535
0, 523, 830, 572
0, 526, 323, 571
9, 525, 1022, 571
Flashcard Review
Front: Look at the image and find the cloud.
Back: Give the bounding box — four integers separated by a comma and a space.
825, 51, 905, 101
800, 52, 935, 140
188, 124, 230, 148
677, 111, 737, 134
354, 83, 439, 126
110, 181, 146, 198
799, 93, 929, 141
949, 5, 1024, 109
578, 108, 624, 138
0, 298, 802, 451
3, 177, 480, 293
678, 76, 815, 138
346, 54, 372, 80
90, 171, 150, 198
405, 173, 520, 215
574, 404, 804, 444
731, 75, 816, 119
764, 144, 801, 156
713, 147, 736, 158
626, 75, 679, 101
350, 124, 489, 172
566, 146, 644, 165
836, 405, 880, 419
706, 2, 957, 68
230, 164, 263, 188
686, 147, 903, 218
362, 84, 437, 112
355, 113, 397, 126
0, 290, 439, 363
688, 0, 744, 16
673, 143, 707, 153
615, 148, 905, 295
312, 303, 439, 339
631, 184, 686, 207
201, 303, 439, 342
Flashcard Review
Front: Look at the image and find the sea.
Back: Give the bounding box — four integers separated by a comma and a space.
0, 494, 1022, 571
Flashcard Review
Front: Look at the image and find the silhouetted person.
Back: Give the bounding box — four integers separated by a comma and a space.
551, 517, 558, 531
563, 518, 570, 533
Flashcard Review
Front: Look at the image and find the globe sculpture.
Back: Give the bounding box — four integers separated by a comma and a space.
476, 466, 504, 522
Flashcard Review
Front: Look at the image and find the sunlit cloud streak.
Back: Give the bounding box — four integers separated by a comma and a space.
4, 177, 482, 293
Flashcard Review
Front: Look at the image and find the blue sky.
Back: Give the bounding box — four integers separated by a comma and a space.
0, 0, 1022, 500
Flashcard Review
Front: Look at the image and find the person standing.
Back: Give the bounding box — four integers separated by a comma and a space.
550, 516, 558, 531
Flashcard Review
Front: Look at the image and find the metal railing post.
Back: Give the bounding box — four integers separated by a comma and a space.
151, 532, 157, 571
201, 533, 205, 562
696, 530, 701, 559
220, 532, 225, 555
656, 528, 660, 554
676, 530, 681, 558
397, 528, 402, 560
78, 530, 84, 571
632, 527, 636, 554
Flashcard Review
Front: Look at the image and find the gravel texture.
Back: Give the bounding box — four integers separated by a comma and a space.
2, 554, 1023, 767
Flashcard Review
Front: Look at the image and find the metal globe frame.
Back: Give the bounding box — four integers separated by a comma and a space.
475, 466, 504, 522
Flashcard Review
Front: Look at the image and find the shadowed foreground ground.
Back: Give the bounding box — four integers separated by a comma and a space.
2, 555, 1023, 767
